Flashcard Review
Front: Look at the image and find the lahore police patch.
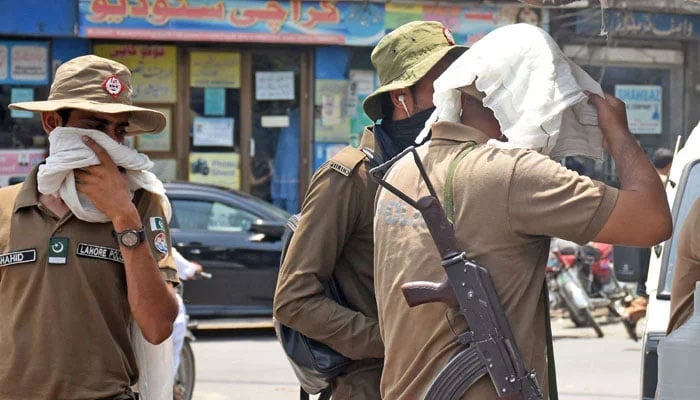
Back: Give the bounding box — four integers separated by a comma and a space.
153, 232, 169, 254
102, 74, 125, 98
76, 243, 124, 264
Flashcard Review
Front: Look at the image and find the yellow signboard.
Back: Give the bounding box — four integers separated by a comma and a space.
189, 152, 240, 190
190, 51, 241, 88
93, 44, 177, 103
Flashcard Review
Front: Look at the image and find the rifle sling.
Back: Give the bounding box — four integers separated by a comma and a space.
433, 143, 558, 399
543, 281, 559, 400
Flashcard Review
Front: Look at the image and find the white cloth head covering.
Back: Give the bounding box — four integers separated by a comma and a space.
37, 127, 171, 223
416, 23, 606, 161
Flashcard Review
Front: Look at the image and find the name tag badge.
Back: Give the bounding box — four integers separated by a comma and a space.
48, 237, 69, 265
0, 249, 37, 267
76, 243, 124, 264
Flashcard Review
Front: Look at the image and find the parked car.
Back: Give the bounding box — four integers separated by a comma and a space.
164, 182, 290, 319
614, 125, 700, 399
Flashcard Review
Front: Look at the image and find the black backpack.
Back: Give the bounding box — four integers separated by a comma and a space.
274, 213, 352, 400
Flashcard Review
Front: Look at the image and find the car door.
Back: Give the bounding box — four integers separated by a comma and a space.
168, 191, 281, 318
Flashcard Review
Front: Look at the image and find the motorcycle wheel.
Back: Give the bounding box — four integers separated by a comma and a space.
174, 339, 196, 400
578, 307, 604, 338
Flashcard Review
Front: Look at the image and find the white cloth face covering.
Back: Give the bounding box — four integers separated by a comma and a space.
417, 23, 606, 161
37, 127, 171, 223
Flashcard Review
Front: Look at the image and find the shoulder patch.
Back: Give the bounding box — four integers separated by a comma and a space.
327, 146, 367, 177
328, 161, 352, 176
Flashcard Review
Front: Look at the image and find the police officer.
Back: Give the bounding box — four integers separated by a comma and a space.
0, 55, 178, 400
273, 21, 467, 399
667, 197, 700, 334
373, 33, 672, 400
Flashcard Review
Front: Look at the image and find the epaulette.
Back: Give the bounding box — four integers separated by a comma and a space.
327, 146, 367, 177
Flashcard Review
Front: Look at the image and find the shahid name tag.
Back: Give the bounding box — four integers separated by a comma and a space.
0, 249, 37, 267
77, 243, 124, 264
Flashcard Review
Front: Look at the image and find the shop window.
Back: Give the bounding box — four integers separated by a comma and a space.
188, 51, 242, 193
313, 46, 375, 171
251, 50, 302, 214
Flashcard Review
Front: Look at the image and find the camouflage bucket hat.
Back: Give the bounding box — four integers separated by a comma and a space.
362, 21, 468, 121
9, 55, 165, 135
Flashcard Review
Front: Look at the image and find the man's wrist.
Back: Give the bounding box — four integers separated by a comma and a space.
112, 209, 141, 232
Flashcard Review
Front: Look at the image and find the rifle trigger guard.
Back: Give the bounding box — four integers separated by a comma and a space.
457, 330, 474, 346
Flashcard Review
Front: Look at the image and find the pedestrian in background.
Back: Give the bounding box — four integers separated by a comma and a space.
273, 21, 467, 399
0, 55, 179, 400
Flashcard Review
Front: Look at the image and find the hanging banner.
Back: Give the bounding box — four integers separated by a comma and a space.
93, 44, 177, 103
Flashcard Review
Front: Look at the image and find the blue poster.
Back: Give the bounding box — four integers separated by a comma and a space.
10, 88, 35, 119
204, 87, 226, 116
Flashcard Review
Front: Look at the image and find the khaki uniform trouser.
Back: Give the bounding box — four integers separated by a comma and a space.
331, 359, 382, 400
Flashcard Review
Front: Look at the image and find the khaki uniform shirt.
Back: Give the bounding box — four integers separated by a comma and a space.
374, 122, 618, 400
668, 197, 700, 333
0, 165, 178, 399
274, 128, 384, 362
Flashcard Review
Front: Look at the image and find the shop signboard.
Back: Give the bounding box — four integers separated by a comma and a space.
93, 44, 177, 103
78, 0, 547, 46
615, 84, 662, 135
0, 41, 49, 85
0, 149, 46, 187
79, 0, 385, 45
577, 10, 700, 40
188, 152, 240, 189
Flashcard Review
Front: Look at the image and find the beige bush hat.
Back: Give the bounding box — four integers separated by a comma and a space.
9, 55, 165, 135
362, 21, 468, 121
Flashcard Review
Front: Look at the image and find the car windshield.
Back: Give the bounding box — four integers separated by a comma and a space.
235, 190, 292, 221
660, 160, 700, 296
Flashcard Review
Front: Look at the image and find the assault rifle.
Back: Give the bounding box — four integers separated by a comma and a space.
370, 147, 543, 400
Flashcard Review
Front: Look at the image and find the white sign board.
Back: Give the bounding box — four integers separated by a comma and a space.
614, 84, 662, 134
0, 45, 7, 81
11, 44, 48, 82
255, 71, 295, 100
193, 116, 235, 147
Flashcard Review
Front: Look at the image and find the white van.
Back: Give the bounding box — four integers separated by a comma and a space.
617, 125, 700, 399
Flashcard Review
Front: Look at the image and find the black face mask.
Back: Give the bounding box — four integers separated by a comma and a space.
381, 106, 436, 151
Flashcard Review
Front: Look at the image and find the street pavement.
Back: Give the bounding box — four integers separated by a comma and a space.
190, 314, 643, 400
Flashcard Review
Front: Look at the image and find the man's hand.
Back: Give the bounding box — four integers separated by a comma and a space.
73, 136, 137, 222
585, 91, 631, 153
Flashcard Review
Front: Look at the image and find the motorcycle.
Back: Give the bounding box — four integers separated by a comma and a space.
573, 242, 632, 318
173, 271, 211, 400
547, 241, 604, 338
